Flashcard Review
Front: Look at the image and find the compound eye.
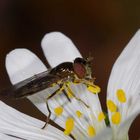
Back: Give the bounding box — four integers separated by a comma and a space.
74, 57, 86, 65
73, 62, 86, 79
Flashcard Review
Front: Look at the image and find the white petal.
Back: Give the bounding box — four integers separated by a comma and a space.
6, 48, 47, 84
114, 111, 140, 140
0, 101, 72, 140
41, 32, 82, 67
93, 128, 112, 140
108, 29, 140, 99
44, 84, 106, 139
107, 30, 140, 123
0, 133, 21, 140
28, 86, 60, 118
5, 49, 51, 116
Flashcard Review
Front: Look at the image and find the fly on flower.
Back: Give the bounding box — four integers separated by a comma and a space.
0, 56, 100, 129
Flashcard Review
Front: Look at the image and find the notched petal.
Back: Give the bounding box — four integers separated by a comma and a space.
6, 48, 47, 84
41, 32, 82, 67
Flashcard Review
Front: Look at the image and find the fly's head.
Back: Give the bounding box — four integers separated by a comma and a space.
73, 57, 93, 79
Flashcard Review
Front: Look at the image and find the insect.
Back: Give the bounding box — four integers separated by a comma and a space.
1, 57, 99, 137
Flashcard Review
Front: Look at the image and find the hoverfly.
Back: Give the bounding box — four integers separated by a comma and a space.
1, 57, 98, 130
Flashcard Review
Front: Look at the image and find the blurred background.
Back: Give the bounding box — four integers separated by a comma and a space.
0, 0, 140, 139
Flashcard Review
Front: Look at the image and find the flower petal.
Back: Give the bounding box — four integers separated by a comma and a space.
46, 84, 106, 139
5, 49, 52, 116
0, 101, 72, 140
0, 133, 21, 140
28, 86, 60, 118
108, 29, 140, 101
41, 32, 82, 67
107, 30, 140, 127
93, 128, 112, 140
114, 110, 140, 140
6, 49, 47, 84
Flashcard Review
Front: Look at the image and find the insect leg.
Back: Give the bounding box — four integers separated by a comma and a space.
63, 89, 71, 102
42, 85, 64, 129
73, 77, 95, 85
65, 83, 89, 108
42, 102, 51, 129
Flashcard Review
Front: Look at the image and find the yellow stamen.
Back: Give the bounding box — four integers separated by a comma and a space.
67, 91, 73, 98
111, 112, 121, 125
67, 87, 74, 98
116, 89, 126, 103
87, 125, 96, 137
64, 118, 74, 135
98, 112, 105, 122
107, 100, 117, 112
76, 110, 83, 118
87, 85, 101, 94
65, 82, 74, 98
54, 107, 63, 116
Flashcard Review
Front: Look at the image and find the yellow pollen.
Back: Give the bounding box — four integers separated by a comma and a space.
64, 118, 74, 135
111, 112, 121, 125
54, 107, 63, 116
116, 89, 126, 103
87, 85, 101, 94
98, 112, 105, 122
87, 125, 96, 137
76, 110, 83, 118
107, 100, 117, 112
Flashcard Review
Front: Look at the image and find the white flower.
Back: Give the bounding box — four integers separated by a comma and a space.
1, 31, 140, 140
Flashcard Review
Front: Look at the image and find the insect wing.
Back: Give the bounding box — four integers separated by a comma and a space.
1, 71, 59, 99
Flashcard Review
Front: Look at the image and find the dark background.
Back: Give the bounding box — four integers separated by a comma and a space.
0, 0, 140, 139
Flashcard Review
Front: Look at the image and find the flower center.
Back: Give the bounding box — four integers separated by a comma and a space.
51, 81, 103, 139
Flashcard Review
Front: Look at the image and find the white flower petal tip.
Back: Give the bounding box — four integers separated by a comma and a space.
41, 32, 82, 67
114, 29, 140, 65
107, 29, 140, 104
93, 128, 112, 140
6, 48, 47, 85
106, 30, 140, 138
